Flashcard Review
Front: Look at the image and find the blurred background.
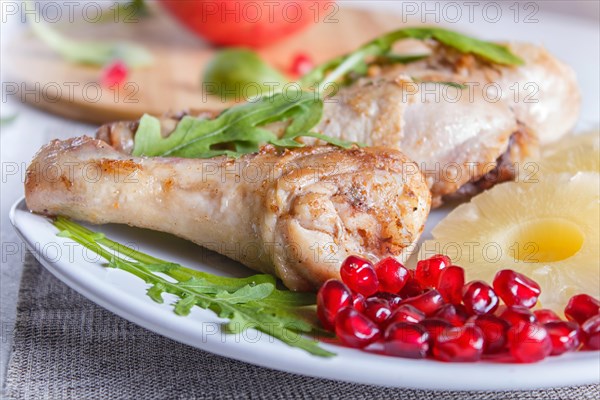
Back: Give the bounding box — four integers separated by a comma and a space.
1, 0, 599, 124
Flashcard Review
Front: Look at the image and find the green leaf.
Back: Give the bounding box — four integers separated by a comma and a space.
52, 217, 334, 358
260, 290, 316, 308
0, 114, 18, 126
144, 263, 179, 273
413, 79, 468, 89
56, 230, 72, 238
147, 283, 165, 303
28, 10, 152, 68
386, 27, 523, 65
223, 305, 334, 357
132, 91, 356, 159
132, 93, 309, 157
174, 295, 197, 316
179, 276, 274, 296
379, 53, 429, 64
203, 49, 288, 100
300, 27, 524, 92
214, 284, 274, 304
222, 313, 249, 334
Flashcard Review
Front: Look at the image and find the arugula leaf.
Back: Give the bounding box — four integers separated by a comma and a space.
132, 91, 356, 158
412, 79, 468, 90
53, 217, 334, 357
215, 284, 274, 304
300, 27, 524, 92
0, 114, 18, 126
377, 54, 429, 64
27, 5, 152, 68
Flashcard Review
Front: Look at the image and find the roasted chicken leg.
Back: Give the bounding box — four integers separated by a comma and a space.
25, 137, 431, 291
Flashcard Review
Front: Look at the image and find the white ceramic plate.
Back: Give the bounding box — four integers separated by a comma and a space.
10, 198, 600, 390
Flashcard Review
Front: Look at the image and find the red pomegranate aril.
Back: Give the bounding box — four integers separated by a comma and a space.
493, 269, 541, 309
581, 315, 600, 350
462, 281, 499, 316
564, 294, 600, 325
421, 318, 454, 346
363, 298, 392, 326
317, 279, 353, 331
399, 270, 426, 298
401, 289, 446, 316
352, 293, 366, 312
384, 322, 430, 359
544, 321, 581, 355
469, 314, 510, 354
508, 322, 552, 363
388, 304, 426, 325
432, 325, 484, 362
500, 305, 537, 329
335, 307, 381, 348
437, 265, 465, 304
434, 304, 467, 327
101, 60, 128, 87
416, 254, 451, 287
534, 309, 562, 324
289, 52, 314, 77
340, 256, 379, 297
376, 292, 403, 309
375, 257, 409, 294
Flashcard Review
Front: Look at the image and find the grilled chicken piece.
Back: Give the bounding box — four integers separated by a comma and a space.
387, 42, 580, 145
96, 42, 578, 206
25, 137, 430, 291
315, 76, 523, 204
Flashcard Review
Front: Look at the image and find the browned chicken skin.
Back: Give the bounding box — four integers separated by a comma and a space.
25, 137, 431, 290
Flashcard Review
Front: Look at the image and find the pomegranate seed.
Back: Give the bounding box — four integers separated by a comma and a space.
401, 289, 446, 316
434, 304, 467, 327
375, 292, 403, 309
493, 269, 541, 309
374, 257, 409, 294
564, 294, 600, 325
500, 305, 537, 328
544, 321, 581, 355
101, 60, 128, 87
437, 265, 465, 304
534, 309, 562, 324
420, 318, 454, 348
290, 52, 314, 77
335, 307, 380, 348
415, 254, 451, 287
317, 279, 352, 331
363, 298, 392, 326
340, 256, 379, 297
469, 314, 510, 354
462, 281, 499, 316
399, 269, 426, 298
432, 325, 484, 362
387, 304, 426, 325
384, 322, 430, 359
581, 315, 600, 350
508, 322, 552, 363
352, 293, 366, 312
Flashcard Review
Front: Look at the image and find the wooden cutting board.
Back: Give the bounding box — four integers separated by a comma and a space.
5, 7, 407, 124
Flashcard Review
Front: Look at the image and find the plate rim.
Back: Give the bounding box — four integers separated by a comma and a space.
10, 197, 600, 391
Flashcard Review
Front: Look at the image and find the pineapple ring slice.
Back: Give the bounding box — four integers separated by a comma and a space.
420, 172, 599, 314
536, 131, 600, 176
